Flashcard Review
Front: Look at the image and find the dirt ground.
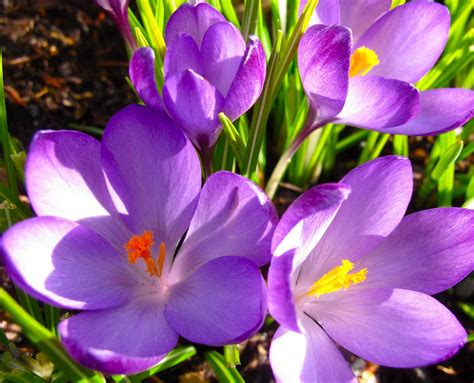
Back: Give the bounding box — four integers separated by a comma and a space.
1, 1, 473, 382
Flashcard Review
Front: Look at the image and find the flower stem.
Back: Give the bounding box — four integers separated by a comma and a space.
201, 146, 214, 181
265, 120, 328, 199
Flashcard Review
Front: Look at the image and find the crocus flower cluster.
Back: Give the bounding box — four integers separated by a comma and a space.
129, 2, 266, 152
298, 0, 474, 135
268, 156, 474, 382
2, 105, 277, 374
2, 0, 473, 380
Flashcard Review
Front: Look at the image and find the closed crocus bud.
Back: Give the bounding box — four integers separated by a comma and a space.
130, 2, 266, 152
96, 0, 137, 51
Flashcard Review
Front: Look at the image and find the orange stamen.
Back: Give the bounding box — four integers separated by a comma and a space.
124, 231, 159, 277
157, 242, 166, 277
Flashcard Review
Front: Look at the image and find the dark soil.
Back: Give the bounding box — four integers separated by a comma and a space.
1, 1, 473, 383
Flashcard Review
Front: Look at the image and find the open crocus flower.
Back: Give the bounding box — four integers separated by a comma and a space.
268, 156, 473, 382
129, 2, 266, 151
95, 0, 137, 51
1, 105, 277, 375
298, 0, 474, 134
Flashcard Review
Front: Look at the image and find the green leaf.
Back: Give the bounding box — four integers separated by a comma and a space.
0, 289, 105, 383
0, 51, 19, 196
128, 346, 197, 382
204, 350, 245, 383
241, 0, 260, 41
431, 140, 463, 181
219, 113, 246, 169
458, 302, 474, 321
244, 30, 283, 177
223, 345, 240, 368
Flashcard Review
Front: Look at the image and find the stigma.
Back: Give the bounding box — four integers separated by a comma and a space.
349, 47, 380, 77
124, 231, 166, 277
307, 259, 367, 298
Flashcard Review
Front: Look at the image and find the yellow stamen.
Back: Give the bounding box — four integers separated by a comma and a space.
307, 259, 367, 298
124, 231, 165, 277
349, 47, 380, 77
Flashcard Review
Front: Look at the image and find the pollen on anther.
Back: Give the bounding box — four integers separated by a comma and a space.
124, 231, 159, 277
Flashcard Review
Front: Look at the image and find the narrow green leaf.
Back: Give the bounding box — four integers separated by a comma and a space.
219, 113, 246, 169
136, 0, 167, 58
220, 0, 240, 27
204, 350, 244, 383
241, 0, 260, 41
335, 130, 368, 153
431, 140, 463, 181
129, 346, 197, 381
0, 289, 105, 382
272, 0, 319, 98
244, 30, 283, 177
458, 302, 474, 321
0, 52, 18, 196
392, 135, 409, 157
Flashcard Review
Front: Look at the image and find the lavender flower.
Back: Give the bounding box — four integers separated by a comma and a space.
129, 2, 266, 151
268, 156, 473, 382
298, 1, 474, 134
95, 0, 137, 51
1, 105, 277, 375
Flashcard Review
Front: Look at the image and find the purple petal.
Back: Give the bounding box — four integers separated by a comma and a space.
338, 0, 391, 42
130, 48, 164, 111
164, 35, 202, 80
299, 0, 340, 26
164, 2, 225, 47
309, 288, 467, 367
386, 88, 474, 136
337, 76, 420, 129
299, 0, 390, 42
268, 184, 350, 332
170, 171, 277, 282
270, 322, 357, 383
222, 35, 266, 120
296, 156, 413, 288
200, 22, 246, 96
95, 0, 136, 50
101, 105, 201, 258
272, 183, 351, 259
298, 25, 351, 119
267, 249, 300, 332
59, 299, 178, 375
165, 256, 267, 346
2, 216, 139, 310
25, 130, 129, 246
356, 2, 450, 83
162, 69, 225, 149
357, 208, 474, 295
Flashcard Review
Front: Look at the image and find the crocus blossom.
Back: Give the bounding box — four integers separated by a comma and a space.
95, 0, 137, 51
268, 156, 473, 382
1, 105, 277, 375
298, 1, 474, 135
129, 2, 266, 151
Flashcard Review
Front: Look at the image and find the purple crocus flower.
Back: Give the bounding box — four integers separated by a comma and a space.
95, 0, 137, 51
298, 0, 474, 134
129, 2, 266, 152
268, 156, 473, 382
1, 105, 277, 375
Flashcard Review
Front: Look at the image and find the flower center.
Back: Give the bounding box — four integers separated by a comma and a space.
124, 231, 166, 277
307, 259, 367, 298
349, 46, 380, 77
